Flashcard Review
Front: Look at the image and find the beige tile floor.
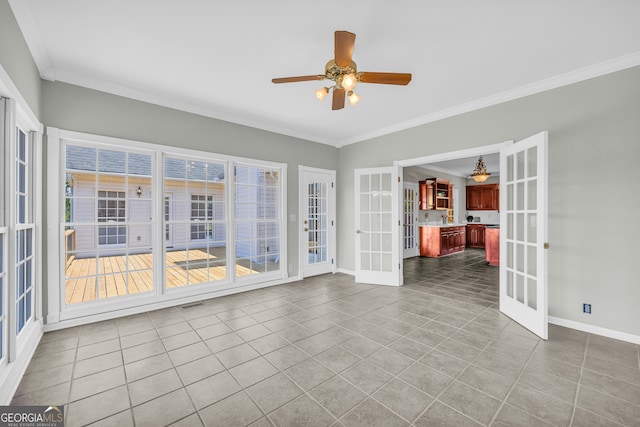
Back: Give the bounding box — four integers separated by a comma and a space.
13, 249, 640, 426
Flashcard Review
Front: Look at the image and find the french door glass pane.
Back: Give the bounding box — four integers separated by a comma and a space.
64, 145, 154, 304
307, 182, 328, 265
360, 173, 393, 273
404, 187, 416, 250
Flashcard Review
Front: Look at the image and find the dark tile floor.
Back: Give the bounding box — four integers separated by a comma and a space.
13, 249, 640, 426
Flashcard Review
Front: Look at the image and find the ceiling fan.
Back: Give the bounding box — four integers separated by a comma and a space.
272, 30, 412, 110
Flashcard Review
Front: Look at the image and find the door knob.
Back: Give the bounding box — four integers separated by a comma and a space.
356, 230, 362, 234
304, 228, 308, 231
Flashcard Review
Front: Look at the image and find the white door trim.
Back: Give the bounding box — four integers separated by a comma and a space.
397, 141, 514, 167
298, 166, 336, 278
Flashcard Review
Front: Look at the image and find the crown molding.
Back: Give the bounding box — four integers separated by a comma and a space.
10, 0, 640, 149
337, 51, 640, 147
52, 68, 340, 147
8, 0, 54, 81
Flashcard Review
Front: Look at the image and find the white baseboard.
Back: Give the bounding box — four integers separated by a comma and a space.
549, 316, 640, 345
336, 268, 355, 276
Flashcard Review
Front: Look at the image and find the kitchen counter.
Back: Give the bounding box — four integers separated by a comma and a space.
418, 223, 467, 227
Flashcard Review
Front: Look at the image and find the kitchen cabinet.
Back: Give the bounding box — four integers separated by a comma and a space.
420, 226, 466, 257
466, 184, 499, 210
419, 178, 452, 210
466, 224, 486, 248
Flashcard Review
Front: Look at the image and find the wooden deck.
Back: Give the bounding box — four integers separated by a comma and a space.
64, 247, 270, 304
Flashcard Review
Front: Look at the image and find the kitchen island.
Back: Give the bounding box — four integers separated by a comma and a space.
485, 225, 500, 266
419, 224, 466, 257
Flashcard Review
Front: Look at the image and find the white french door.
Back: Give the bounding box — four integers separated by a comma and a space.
355, 166, 402, 286
300, 167, 335, 278
500, 131, 548, 339
403, 183, 419, 259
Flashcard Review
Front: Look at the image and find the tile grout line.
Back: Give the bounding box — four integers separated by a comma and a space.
568, 333, 590, 427
397, 305, 504, 426
486, 338, 543, 426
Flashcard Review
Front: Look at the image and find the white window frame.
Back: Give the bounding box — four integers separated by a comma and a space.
0, 90, 43, 405
48, 128, 287, 326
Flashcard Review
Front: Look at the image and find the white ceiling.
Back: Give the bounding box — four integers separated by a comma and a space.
10, 1, 640, 147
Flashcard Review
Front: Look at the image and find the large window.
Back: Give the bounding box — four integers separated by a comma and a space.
55, 130, 286, 318
0, 94, 42, 402
0, 231, 5, 362
64, 145, 153, 304
15, 128, 33, 334
0, 102, 5, 362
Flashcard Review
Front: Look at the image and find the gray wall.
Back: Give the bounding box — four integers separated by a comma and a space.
339, 66, 640, 336
42, 81, 339, 288
0, 0, 41, 118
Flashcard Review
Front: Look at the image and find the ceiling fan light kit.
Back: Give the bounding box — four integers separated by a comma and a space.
272, 31, 412, 110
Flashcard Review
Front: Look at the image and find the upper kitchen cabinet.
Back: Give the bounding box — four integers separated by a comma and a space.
466, 184, 499, 210
419, 178, 452, 210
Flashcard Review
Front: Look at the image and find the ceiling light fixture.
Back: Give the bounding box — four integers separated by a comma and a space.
310, 60, 362, 107
272, 31, 411, 110
471, 156, 491, 182
315, 87, 329, 101
347, 90, 360, 106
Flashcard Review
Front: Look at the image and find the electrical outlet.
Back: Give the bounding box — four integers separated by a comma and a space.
583, 303, 591, 314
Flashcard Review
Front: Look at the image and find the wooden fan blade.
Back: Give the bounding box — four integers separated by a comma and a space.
332, 88, 345, 110
335, 31, 356, 67
359, 72, 412, 85
272, 75, 325, 84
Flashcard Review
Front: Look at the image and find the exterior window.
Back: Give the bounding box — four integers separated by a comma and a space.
15, 128, 33, 334
190, 195, 213, 240
164, 157, 226, 288
235, 165, 281, 276
64, 145, 153, 304
97, 191, 127, 245
0, 232, 5, 361
57, 133, 285, 313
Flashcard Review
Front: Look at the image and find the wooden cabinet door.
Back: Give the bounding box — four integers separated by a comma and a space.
467, 184, 500, 210
418, 180, 434, 210
480, 186, 496, 210
466, 186, 481, 209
